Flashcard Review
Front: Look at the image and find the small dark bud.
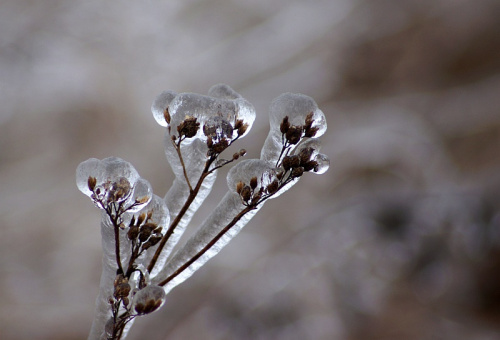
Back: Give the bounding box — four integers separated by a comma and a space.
135, 299, 162, 315
141, 241, 152, 251
206, 136, 213, 148
114, 274, 127, 287
139, 223, 157, 242
289, 155, 301, 168
236, 181, 245, 194
303, 160, 318, 172
88, 176, 97, 192
266, 180, 280, 194
179, 116, 200, 138
148, 235, 162, 247
128, 225, 140, 240
282, 156, 293, 171
137, 213, 146, 225
291, 167, 304, 178
239, 149, 247, 156
129, 215, 136, 228
249, 177, 258, 190
305, 112, 314, 126
240, 185, 252, 202
276, 170, 284, 180
237, 123, 248, 136
251, 191, 262, 204
298, 147, 314, 165
232, 152, 240, 160
304, 126, 319, 138
123, 297, 130, 307
164, 108, 171, 125
234, 119, 244, 130
147, 210, 153, 221
203, 124, 216, 138
280, 116, 290, 134
212, 139, 229, 154
114, 282, 131, 299
286, 126, 302, 145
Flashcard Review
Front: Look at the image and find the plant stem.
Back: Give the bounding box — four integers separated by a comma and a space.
147, 156, 215, 273
158, 205, 255, 287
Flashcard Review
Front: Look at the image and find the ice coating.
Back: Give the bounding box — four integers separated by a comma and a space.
269, 93, 326, 136
88, 217, 122, 340
293, 138, 330, 175
261, 93, 327, 163
208, 83, 242, 100
135, 195, 171, 276
132, 285, 166, 314
151, 90, 178, 127
76, 157, 140, 198
76, 157, 153, 212
166, 86, 256, 142
153, 192, 261, 294
227, 159, 277, 193
314, 153, 330, 174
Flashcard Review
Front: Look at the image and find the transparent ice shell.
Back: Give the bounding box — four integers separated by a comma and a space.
261, 93, 327, 164
153, 84, 255, 143
76, 157, 153, 212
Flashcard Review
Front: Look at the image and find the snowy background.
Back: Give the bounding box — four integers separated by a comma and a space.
1, 0, 500, 339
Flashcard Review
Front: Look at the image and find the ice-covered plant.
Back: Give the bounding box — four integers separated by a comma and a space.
76, 84, 329, 339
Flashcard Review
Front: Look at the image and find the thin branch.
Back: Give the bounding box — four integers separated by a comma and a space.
173, 139, 193, 192
147, 156, 215, 273
158, 205, 255, 287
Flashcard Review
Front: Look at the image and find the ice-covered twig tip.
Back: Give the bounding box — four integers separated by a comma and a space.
77, 84, 329, 340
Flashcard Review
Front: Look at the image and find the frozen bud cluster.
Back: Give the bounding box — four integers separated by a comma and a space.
151, 84, 256, 144
77, 157, 152, 213
261, 93, 327, 164
132, 285, 166, 315
78, 84, 329, 340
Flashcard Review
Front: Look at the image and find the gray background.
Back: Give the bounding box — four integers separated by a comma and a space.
1, 0, 500, 339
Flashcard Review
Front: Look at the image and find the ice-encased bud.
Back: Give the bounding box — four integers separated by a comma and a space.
203, 116, 234, 141
132, 285, 166, 315
269, 93, 326, 137
292, 138, 330, 174
76, 157, 153, 210
227, 159, 277, 193
261, 93, 327, 163
166, 85, 256, 142
151, 90, 178, 127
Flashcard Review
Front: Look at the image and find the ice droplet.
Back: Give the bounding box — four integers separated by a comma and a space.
313, 153, 330, 174
208, 83, 241, 100
151, 90, 178, 127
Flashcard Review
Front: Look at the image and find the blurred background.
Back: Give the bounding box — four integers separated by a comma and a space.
1, 0, 500, 339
